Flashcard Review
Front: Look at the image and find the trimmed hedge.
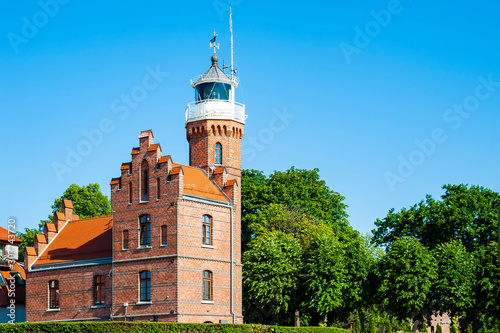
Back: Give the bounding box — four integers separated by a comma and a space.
0, 322, 350, 333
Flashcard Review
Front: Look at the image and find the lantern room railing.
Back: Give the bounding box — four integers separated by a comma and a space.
185, 100, 246, 123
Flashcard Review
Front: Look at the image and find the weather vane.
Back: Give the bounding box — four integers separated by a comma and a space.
210, 30, 219, 54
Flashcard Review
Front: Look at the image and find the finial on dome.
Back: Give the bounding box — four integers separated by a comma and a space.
211, 54, 219, 66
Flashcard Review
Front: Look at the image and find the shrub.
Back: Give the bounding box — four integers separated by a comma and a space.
436, 324, 442, 333
0, 322, 351, 333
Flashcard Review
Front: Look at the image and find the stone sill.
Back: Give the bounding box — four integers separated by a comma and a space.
201, 244, 214, 249
201, 300, 214, 305
91, 304, 106, 309
46, 308, 60, 312
136, 301, 152, 306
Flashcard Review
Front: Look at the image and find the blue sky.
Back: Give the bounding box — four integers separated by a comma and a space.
1, 1, 500, 236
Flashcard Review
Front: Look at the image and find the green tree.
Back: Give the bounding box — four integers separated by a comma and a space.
302, 226, 347, 323
353, 316, 361, 333
16, 227, 41, 262
39, 183, 112, 228
431, 240, 476, 319
242, 168, 374, 324
368, 317, 377, 333
243, 231, 302, 325
372, 184, 499, 251
420, 321, 428, 333
376, 237, 437, 322
436, 323, 443, 333
450, 323, 458, 333
242, 168, 348, 250
19, 183, 111, 262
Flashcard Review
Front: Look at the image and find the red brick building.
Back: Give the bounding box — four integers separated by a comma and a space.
24, 53, 245, 323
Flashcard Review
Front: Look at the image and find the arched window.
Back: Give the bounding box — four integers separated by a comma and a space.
202, 270, 213, 301
139, 214, 151, 246
139, 271, 151, 302
215, 143, 222, 165
202, 215, 212, 245
94, 275, 105, 305
141, 160, 149, 201
49, 280, 59, 309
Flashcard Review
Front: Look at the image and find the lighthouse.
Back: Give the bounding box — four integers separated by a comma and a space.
185, 47, 246, 179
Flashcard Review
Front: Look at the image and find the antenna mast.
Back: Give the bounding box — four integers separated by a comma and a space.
230, 7, 234, 80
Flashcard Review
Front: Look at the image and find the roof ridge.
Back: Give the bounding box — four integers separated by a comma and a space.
67, 215, 112, 223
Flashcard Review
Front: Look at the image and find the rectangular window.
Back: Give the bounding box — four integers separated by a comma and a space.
157, 178, 161, 200
140, 215, 151, 246
202, 270, 213, 301
161, 225, 167, 245
140, 271, 151, 302
49, 280, 59, 309
202, 215, 212, 245
123, 230, 129, 250
129, 182, 133, 204
118, 177, 122, 190
94, 275, 105, 305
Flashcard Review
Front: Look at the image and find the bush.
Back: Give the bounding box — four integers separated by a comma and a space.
353, 317, 361, 333
385, 320, 393, 333
420, 321, 428, 333
436, 324, 442, 333
368, 318, 377, 333
0, 322, 351, 333
450, 324, 458, 333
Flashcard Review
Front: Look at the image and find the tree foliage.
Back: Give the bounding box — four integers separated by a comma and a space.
242, 168, 375, 325
372, 184, 499, 251
376, 237, 437, 321
242, 168, 348, 250
39, 183, 112, 228
372, 184, 500, 328
18, 183, 111, 261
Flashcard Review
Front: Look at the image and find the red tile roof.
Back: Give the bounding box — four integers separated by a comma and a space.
26, 247, 36, 256
55, 212, 65, 221
35, 234, 47, 244
178, 164, 228, 202
110, 178, 120, 185
148, 143, 161, 152
33, 215, 113, 266
131, 147, 140, 155
139, 129, 153, 138
0, 226, 20, 244
62, 200, 73, 209
45, 223, 57, 233
120, 163, 131, 171
214, 167, 225, 174
159, 155, 171, 164
225, 180, 236, 187
170, 167, 181, 175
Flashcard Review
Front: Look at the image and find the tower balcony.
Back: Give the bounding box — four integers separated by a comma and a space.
185, 100, 246, 124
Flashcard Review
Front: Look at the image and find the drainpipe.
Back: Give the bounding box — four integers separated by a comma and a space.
230, 204, 236, 323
